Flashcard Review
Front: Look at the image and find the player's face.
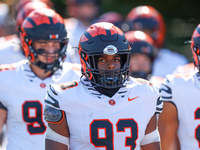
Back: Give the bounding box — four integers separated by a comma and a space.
130, 53, 151, 73
77, 2, 99, 22
97, 54, 121, 75
33, 40, 60, 64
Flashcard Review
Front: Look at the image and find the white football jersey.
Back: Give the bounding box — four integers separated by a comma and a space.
45, 77, 163, 150
0, 34, 26, 65
152, 48, 188, 77
160, 72, 200, 149
0, 60, 81, 150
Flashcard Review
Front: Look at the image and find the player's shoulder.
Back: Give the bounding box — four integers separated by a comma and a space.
62, 62, 81, 72
0, 63, 18, 85
0, 63, 16, 72
129, 77, 159, 94
0, 34, 18, 43
0, 34, 19, 49
173, 63, 196, 74
0, 60, 27, 74
164, 72, 194, 86
45, 80, 80, 109
50, 80, 80, 94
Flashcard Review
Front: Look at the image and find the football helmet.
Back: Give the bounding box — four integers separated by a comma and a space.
190, 24, 200, 71
16, 1, 49, 32
97, 11, 123, 29
125, 30, 155, 79
66, 0, 102, 18
20, 8, 68, 73
126, 5, 166, 48
79, 22, 131, 88
15, 0, 53, 18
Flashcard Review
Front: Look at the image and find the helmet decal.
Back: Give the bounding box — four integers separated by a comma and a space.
103, 45, 118, 55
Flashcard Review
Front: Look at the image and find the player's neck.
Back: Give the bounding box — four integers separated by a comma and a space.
29, 63, 52, 80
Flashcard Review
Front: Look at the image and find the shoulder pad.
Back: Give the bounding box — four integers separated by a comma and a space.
44, 105, 64, 124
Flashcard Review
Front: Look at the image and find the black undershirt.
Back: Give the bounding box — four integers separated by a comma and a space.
94, 86, 120, 98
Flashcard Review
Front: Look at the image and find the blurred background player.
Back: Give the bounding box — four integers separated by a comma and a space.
125, 30, 155, 80
96, 11, 124, 29
64, 0, 102, 63
14, 0, 53, 17
0, 1, 50, 65
0, 2, 50, 149
158, 23, 200, 150
125, 5, 188, 78
0, 8, 81, 150
0, 2, 9, 37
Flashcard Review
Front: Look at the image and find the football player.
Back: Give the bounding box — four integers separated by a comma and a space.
97, 11, 124, 29
44, 22, 163, 150
158, 24, 200, 149
64, 0, 102, 64
0, 8, 81, 150
0, 1, 50, 65
125, 30, 155, 80
126, 5, 188, 77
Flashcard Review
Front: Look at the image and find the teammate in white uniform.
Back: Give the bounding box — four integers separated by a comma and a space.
158, 23, 200, 149
44, 22, 163, 150
125, 5, 188, 78
0, 1, 50, 65
64, 0, 101, 64
0, 8, 81, 150
125, 30, 156, 80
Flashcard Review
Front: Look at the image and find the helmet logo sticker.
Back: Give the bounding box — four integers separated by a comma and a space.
50, 34, 59, 39
103, 45, 118, 55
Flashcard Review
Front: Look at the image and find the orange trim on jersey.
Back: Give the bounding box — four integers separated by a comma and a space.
59, 81, 78, 90
173, 73, 191, 78
0, 64, 15, 72
136, 78, 153, 86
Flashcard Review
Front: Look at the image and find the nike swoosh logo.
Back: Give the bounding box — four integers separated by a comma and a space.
128, 96, 139, 101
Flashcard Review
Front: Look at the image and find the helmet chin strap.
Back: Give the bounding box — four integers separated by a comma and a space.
29, 45, 65, 73
33, 59, 62, 73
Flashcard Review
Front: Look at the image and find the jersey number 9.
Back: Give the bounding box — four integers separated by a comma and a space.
22, 101, 47, 135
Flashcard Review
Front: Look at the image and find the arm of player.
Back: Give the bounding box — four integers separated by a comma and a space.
158, 102, 180, 150
140, 115, 161, 150
0, 108, 6, 134
45, 114, 70, 150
